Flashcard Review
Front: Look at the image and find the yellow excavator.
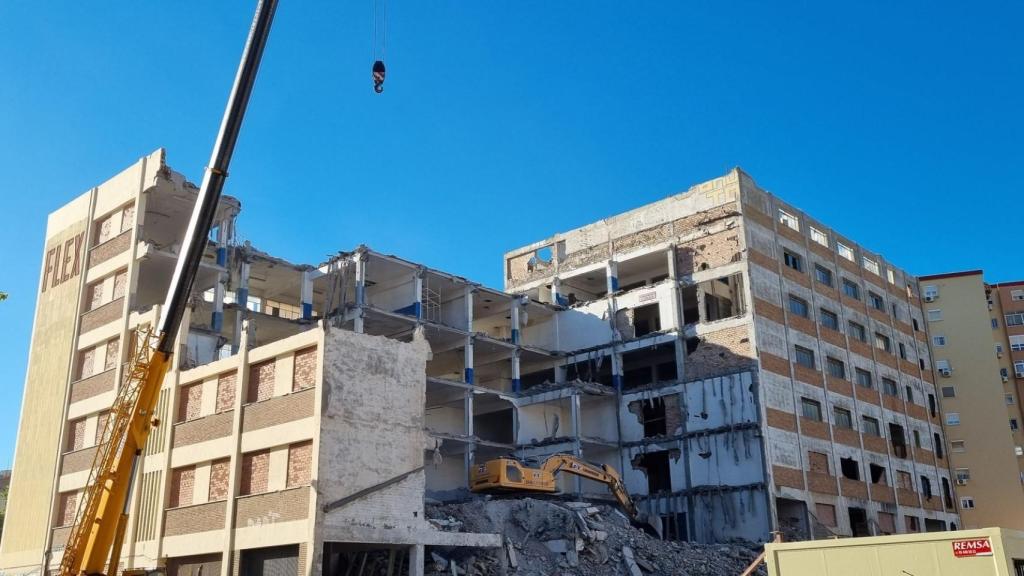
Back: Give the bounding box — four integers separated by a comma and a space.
471, 454, 662, 537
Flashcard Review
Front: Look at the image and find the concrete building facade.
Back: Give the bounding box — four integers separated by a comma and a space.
918, 271, 1024, 530
0, 152, 960, 575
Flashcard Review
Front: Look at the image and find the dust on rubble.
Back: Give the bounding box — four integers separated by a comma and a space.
425, 497, 767, 576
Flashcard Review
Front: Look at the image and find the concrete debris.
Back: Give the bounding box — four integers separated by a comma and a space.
425, 498, 767, 576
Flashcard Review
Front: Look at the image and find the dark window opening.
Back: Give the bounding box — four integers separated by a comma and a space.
784, 250, 803, 272
920, 475, 933, 499
913, 318, 920, 331
934, 433, 944, 459
626, 303, 662, 338
635, 451, 672, 494
681, 286, 699, 325
890, 423, 907, 458
622, 347, 678, 391
942, 477, 953, 509
701, 274, 745, 322
642, 397, 667, 437
840, 457, 860, 480
898, 342, 907, 360
520, 367, 556, 390
848, 507, 870, 537
661, 513, 687, 541
928, 394, 937, 417
869, 463, 887, 484
566, 357, 613, 386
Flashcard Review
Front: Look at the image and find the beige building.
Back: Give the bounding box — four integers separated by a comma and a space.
919, 271, 1024, 530
0, 152, 962, 575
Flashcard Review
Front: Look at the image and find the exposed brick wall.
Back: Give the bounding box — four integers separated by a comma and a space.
815, 503, 837, 527
166, 552, 223, 576
163, 501, 226, 537
877, 511, 895, 533
241, 387, 315, 432
78, 347, 96, 380
234, 486, 310, 527
121, 203, 135, 233
675, 229, 742, 275
216, 372, 236, 413
67, 418, 86, 452
56, 491, 77, 527
248, 360, 276, 403
79, 297, 124, 333
840, 478, 868, 499
178, 382, 203, 422
169, 466, 195, 508
240, 450, 270, 495
766, 408, 797, 432
833, 427, 859, 448
88, 280, 105, 311
88, 230, 131, 268
209, 458, 230, 501
754, 297, 785, 324
685, 325, 755, 381
873, 485, 896, 504
61, 446, 96, 474
808, 451, 830, 475
800, 417, 829, 440
70, 370, 115, 403
863, 435, 888, 455
287, 441, 313, 488
292, 347, 317, 391
103, 338, 119, 370
112, 269, 128, 300
772, 465, 804, 489
172, 410, 233, 448
95, 411, 109, 445
759, 352, 790, 377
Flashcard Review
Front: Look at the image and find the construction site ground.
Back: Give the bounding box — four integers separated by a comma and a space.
422, 497, 767, 576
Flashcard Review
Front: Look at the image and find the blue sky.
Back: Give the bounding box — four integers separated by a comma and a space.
0, 1, 1021, 467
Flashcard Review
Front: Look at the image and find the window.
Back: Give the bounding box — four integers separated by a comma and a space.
1016, 361, 1024, 378
882, 378, 898, 397
953, 467, 970, 482
1012, 289, 1024, 301
862, 416, 881, 436
927, 309, 943, 322
178, 383, 203, 423
779, 209, 800, 231
891, 302, 900, 321
783, 250, 803, 272
1007, 394, 1015, 405
788, 295, 809, 318
913, 429, 922, 448
801, 397, 823, 421
932, 335, 946, 347
1011, 336, 1024, 352
934, 432, 944, 458
898, 342, 907, 360
868, 291, 885, 311
997, 343, 1005, 355
920, 475, 932, 499
287, 441, 313, 488
941, 386, 955, 398
960, 497, 975, 510
826, 357, 846, 379
810, 227, 828, 246
814, 264, 833, 286
795, 346, 816, 369
935, 359, 951, 372
1006, 313, 1024, 327
923, 285, 939, 300
905, 385, 915, 403
1002, 368, 1011, 379
208, 458, 230, 501
848, 321, 867, 342
928, 393, 937, 417
863, 257, 880, 275
834, 407, 853, 429
820, 308, 839, 330
951, 440, 965, 452
992, 318, 1000, 329
874, 332, 892, 353
913, 317, 920, 331
855, 368, 873, 388
946, 412, 960, 426
886, 269, 895, 284
1012, 419, 1020, 432
837, 242, 854, 261
169, 466, 195, 508
240, 450, 270, 495
842, 278, 860, 300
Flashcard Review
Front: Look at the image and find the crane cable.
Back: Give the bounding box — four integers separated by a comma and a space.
372, 0, 387, 93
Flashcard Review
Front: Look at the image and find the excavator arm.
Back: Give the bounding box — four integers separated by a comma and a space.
58, 2, 279, 573
539, 455, 638, 519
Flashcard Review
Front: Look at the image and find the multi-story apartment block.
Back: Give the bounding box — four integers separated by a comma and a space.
0, 152, 960, 576
918, 271, 1024, 529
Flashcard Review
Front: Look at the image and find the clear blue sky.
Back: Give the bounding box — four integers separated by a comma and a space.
0, 1, 1021, 467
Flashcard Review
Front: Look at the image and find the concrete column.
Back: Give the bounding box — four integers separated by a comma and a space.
464, 286, 474, 384
510, 298, 522, 345
220, 319, 251, 576
354, 252, 367, 334
300, 269, 314, 321
464, 337, 474, 385
511, 349, 521, 393
464, 390, 475, 482
231, 260, 250, 354
571, 393, 582, 494
666, 247, 686, 379
611, 351, 624, 391
551, 277, 566, 307
211, 219, 233, 334
414, 269, 424, 322
408, 544, 425, 576
606, 260, 619, 294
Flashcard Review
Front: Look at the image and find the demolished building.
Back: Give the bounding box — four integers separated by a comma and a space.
0, 149, 959, 575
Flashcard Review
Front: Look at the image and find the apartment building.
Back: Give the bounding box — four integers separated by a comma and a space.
0, 152, 960, 575
918, 271, 1024, 530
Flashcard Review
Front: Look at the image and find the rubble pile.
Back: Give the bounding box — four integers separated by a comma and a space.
425, 498, 766, 576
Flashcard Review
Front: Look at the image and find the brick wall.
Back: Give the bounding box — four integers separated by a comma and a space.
79, 297, 124, 333
242, 387, 315, 432
287, 441, 313, 488
88, 229, 131, 268
216, 372, 236, 413
686, 325, 756, 380
234, 486, 310, 527
56, 491, 77, 527
88, 280, 104, 311
248, 360, 276, 403
163, 501, 226, 537
95, 411, 109, 445
240, 450, 270, 495
169, 466, 195, 508
209, 458, 230, 501
172, 410, 233, 448
292, 347, 317, 391
61, 446, 97, 474
178, 382, 203, 422
67, 418, 86, 452
815, 503, 837, 527
676, 229, 742, 275
112, 269, 128, 300
103, 338, 119, 370
71, 368, 115, 404
78, 347, 96, 380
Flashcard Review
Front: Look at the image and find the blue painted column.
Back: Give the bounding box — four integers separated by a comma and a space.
231, 259, 250, 354
464, 286, 474, 384
413, 269, 424, 321
300, 269, 314, 320
354, 251, 367, 334
607, 260, 620, 294
511, 349, 521, 393
211, 219, 232, 335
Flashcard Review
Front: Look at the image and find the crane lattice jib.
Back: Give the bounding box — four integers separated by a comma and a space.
59, 329, 167, 575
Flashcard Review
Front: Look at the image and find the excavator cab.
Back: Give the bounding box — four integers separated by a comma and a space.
471, 457, 556, 492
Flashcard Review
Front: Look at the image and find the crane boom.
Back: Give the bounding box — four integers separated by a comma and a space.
59, 1, 279, 573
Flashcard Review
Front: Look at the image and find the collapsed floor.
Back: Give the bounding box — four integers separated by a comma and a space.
423, 498, 766, 576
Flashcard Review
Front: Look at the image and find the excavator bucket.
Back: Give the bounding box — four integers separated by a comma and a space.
633, 512, 663, 539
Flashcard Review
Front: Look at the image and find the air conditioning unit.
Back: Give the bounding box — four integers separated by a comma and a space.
1004, 375, 1010, 383
956, 479, 968, 486
924, 295, 935, 303
939, 368, 952, 377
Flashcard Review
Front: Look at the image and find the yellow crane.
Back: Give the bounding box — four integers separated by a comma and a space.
58, 1, 280, 573
470, 454, 662, 536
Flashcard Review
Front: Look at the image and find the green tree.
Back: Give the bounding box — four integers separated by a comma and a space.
0, 292, 7, 301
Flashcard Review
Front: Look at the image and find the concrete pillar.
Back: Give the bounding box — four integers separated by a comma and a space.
464, 390, 475, 482
666, 246, 686, 379
511, 349, 521, 393
464, 337, 474, 385
611, 351, 624, 391
606, 260, 619, 294
408, 545, 425, 576
211, 218, 231, 334
510, 298, 522, 345
300, 269, 314, 321
464, 286, 474, 384
571, 393, 582, 494
414, 269, 424, 322
354, 252, 367, 334
231, 259, 250, 354
551, 277, 566, 307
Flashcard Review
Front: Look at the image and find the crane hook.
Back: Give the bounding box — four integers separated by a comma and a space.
372, 60, 386, 93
